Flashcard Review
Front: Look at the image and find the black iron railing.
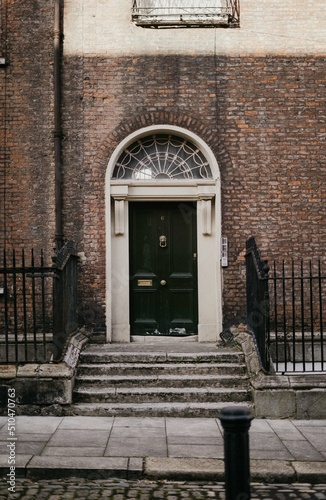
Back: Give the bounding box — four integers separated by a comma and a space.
0, 241, 77, 364
52, 240, 78, 362
246, 237, 270, 372
246, 237, 326, 374
269, 259, 325, 373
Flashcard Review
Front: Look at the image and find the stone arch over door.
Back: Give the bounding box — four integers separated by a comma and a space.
105, 125, 222, 342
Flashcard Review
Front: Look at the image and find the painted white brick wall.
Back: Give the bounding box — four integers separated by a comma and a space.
64, 0, 326, 56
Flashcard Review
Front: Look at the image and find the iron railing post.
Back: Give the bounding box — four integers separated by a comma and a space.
318, 260, 324, 370
246, 237, 270, 372
53, 240, 78, 361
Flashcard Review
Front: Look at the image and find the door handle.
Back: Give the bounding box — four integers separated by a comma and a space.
159, 235, 167, 248
160, 280, 167, 286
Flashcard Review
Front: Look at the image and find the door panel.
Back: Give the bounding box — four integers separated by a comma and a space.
129, 202, 198, 336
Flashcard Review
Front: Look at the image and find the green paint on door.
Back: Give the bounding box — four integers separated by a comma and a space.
129, 202, 198, 336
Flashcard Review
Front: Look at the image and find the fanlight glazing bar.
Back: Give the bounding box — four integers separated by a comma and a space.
112, 134, 213, 180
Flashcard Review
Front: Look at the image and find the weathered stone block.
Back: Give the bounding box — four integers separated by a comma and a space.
0, 365, 17, 379
13, 378, 74, 405
296, 390, 326, 419
254, 390, 296, 419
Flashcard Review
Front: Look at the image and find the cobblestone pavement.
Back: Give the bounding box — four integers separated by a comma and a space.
0, 478, 326, 499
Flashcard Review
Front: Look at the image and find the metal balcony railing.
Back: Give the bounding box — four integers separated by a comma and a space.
132, 0, 240, 28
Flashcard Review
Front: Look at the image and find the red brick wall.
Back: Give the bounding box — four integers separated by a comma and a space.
62, 55, 325, 327
0, 66, 5, 246
0, 0, 55, 256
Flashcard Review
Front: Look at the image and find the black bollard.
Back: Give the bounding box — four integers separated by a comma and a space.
219, 406, 254, 500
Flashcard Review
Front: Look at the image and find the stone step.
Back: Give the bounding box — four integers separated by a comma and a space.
73, 343, 252, 418
77, 362, 247, 376
75, 373, 249, 388
79, 351, 245, 365
67, 401, 253, 418
73, 386, 251, 404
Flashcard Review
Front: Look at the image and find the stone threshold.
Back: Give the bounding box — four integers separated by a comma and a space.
131, 335, 198, 343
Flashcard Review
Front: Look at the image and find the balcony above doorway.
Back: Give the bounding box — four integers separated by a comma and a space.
132, 0, 240, 28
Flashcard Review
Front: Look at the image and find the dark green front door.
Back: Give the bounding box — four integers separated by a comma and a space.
129, 202, 198, 336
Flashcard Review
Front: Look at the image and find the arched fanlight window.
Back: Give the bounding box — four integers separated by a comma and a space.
112, 134, 213, 180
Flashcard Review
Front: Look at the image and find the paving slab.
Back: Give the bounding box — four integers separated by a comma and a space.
105, 437, 167, 457
4, 433, 52, 442
250, 419, 275, 433
113, 416, 166, 428
168, 443, 223, 458
47, 429, 110, 448
0, 418, 8, 429
250, 433, 285, 451
13, 416, 63, 434
268, 419, 306, 440
2, 441, 47, 455
283, 440, 325, 461
145, 457, 224, 480
0, 417, 62, 439
109, 426, 166, 438
42, 446, 105, 457
58, 416, 114, 430
296, 431, 326, 453
166, 417, 221, 436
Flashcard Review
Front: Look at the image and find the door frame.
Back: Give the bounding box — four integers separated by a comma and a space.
105, 125, 222, 343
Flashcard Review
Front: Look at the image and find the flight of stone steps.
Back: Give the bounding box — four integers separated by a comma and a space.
71, 342, 253, 417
